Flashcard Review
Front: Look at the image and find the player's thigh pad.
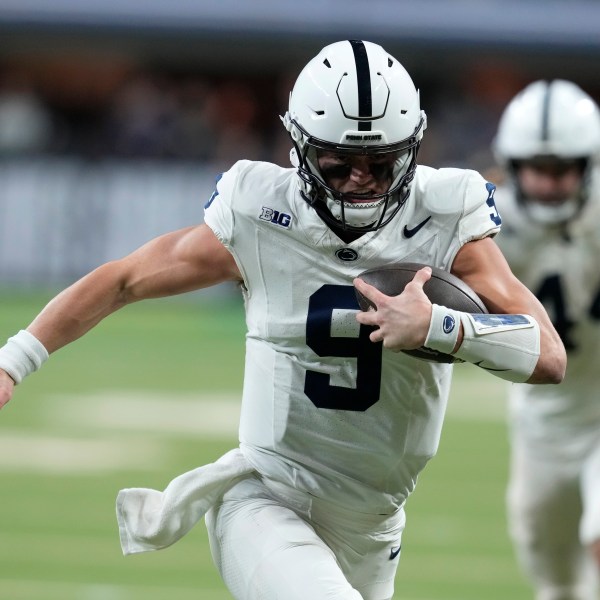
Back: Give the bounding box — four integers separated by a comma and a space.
205, 476, 402, 600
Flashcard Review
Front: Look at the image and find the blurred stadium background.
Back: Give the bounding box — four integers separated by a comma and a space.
0, 1, 599, 598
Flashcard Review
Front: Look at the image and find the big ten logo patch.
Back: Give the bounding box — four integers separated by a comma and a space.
259, 207, 292, 228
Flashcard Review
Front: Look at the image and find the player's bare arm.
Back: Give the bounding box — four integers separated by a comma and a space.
0, 224, 240, 408
28, 223, 240, 353
452, 237, 566, 384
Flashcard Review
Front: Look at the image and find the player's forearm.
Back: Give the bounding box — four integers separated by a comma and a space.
27, 261, 132, 354
0, 261, 129, 392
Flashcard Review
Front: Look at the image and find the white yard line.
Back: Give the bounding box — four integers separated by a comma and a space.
0, 432, 164, 473
43, 391, 241, 436
0, 392, 239, 473
0, 377, 506, 474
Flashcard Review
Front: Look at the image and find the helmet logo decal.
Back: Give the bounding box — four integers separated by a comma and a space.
349, 39, 372, 131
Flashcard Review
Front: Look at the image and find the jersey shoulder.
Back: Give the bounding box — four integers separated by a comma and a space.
204, 160, 297, 243
413, 165, 501, 243
219, 160, 296, 211
414, 165, 494, 216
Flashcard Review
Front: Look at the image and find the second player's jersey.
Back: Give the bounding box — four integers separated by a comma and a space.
204, 160, 501, 514
495, 168, 600, 444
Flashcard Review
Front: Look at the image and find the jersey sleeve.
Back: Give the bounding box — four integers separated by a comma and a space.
203, 160, 251, 248
458, 171, 502, 244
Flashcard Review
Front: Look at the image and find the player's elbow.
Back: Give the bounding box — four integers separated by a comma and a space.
528, 345, 567, 385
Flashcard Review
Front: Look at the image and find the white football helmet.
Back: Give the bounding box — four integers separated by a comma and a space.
282, 40, 426, 232
493, 80, 600, 224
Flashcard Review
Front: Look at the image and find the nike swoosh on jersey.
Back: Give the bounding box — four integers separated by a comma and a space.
403, 215, 432, 238
389, 545, 401, 560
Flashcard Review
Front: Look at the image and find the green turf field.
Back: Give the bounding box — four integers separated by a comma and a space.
0, 291, 531, 600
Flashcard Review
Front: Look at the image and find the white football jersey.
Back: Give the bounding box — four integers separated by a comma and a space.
204, 160, 501, 514
495, 168, 600, 445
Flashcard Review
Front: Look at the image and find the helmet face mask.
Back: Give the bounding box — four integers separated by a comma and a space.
283, 40, 426, 232
493, 80, 600, 225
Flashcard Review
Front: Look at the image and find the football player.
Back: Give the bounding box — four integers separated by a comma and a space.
0, 41, 565, 600
492, 80, 600, 600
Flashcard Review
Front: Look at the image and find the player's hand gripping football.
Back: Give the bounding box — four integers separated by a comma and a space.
354, 267, 434, 352
0, 369, 15, 409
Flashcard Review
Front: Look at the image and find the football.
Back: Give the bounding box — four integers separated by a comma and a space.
355, 262, 488, 363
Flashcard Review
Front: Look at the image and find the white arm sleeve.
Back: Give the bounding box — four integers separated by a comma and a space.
425, 305, 540, 383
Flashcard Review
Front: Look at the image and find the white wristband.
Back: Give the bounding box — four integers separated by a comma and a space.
424, 304, 461, 355
0, 330, 49, 384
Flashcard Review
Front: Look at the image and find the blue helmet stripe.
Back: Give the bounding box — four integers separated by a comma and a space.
541, 81, 552, 142
349, 40, 372, 131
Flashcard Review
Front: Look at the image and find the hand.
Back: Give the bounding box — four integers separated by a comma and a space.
0, 369, 15, 409
354, 267, 433, 352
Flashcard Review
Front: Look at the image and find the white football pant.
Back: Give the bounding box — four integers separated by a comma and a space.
205, 475, 405, 600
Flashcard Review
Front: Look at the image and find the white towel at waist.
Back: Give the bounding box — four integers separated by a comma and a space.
116, 447, 254, 555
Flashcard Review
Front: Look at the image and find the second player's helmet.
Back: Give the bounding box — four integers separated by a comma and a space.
493, 79, 600, 224
282, 40, 426, 232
